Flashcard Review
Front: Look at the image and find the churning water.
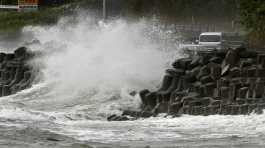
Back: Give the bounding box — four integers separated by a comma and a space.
0, 14, 264, 148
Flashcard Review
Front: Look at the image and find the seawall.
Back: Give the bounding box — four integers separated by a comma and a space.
109, 48, 265, 121
0, 47, 37, 97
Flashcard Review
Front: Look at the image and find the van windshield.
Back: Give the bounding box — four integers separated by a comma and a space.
200, 35, 221, 42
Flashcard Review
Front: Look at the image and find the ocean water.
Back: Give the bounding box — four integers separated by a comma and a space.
0, 14, 264, 148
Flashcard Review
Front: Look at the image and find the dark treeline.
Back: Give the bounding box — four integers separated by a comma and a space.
0, 0, 263, 48
1, 0, 17, 5
1, 0, 239, 22
39, 0, 73, 7
239, 0, 265, 48
121, 0, 238, 23
74, 0, 238, 24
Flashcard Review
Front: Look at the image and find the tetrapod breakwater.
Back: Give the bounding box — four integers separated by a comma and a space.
0, 47, 37, 97
109, 48, 265, 121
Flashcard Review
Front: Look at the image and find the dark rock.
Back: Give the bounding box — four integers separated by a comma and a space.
172, 58, 192, 70
181, 92, 200, 105
216, 51, 227, 58
239, 105, 249, 114
107, 115, 130, 121
0, 71, 13, 86
223, 105, 232, 115
241, 68, 248, 77
4, 54, 15, 61
192, 82, 202, 94
144, 92, 157, 108
14, 47, 27, 59
203, 83, 216, 97
246, 98, 256, 104
189, 97, 212, 107
221, 65, 230, 76
157, 75, 173, 92
247, 78, 257, 98
189, 56, 201, 68
231, 105, 240, 115
0, 53, 6, 63
247, 67, 257, 77
257, 54, 265, 68
11, 71, 33, 93
182, 96, 196, 107
257, 104, 265, 114
122, 110, 140, 118
256, 68, 265, 77
164, 76, 180, 93
220, 87, 230, 102
182, 106, 190, 114
197, 65, 210, 80
122, 110, 155, 118
2, 85, 11, 96
236, 98, 246, 105
179, 58, 192, 69
240, 59, 255, 68
239, 50, 257, 58
255, 107, 263, 114
199, 54, 211, 65
184, 73, 197, 83
223, 49, 239, 67
1, 71, 11, 82
211, 100, 222, 106
170, 91, 187, 103
203, 107, 209, 116
141, 111, 155, 118
166, 69, 185, 77
157, 76, 180, 103
169, 102, 182, 114
139, 89, 150, 105
131, 48, 265, 118
190, 66, 201, 79
210, 64, 222, 80
46, 137, 61, 142
177, 76, 191, 91
229, 83, 242, 103
117, 116, 130, 121
254, 80, 264, 98
209, 57, 223, 64
129, 91, 137, 96
200, 76, 214, 84
209, 105, 220, 115
189, 107, 196, 115
230, 67, 241, 78
193, 106, 204, 115
217, 78, 230, 88
0, 49, 37, 99
248, 104, 258, 114
153, 102, 169, 113
8, 68, 24, 87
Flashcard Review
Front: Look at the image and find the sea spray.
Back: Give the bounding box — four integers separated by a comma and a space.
19, 14, 182, 117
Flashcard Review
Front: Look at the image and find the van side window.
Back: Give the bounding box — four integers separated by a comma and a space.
200, 35, 221, 42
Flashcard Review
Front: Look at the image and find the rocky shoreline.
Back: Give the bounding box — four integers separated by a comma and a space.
109, 48, 265, 121
0, 47, 37, 97
2, 46, 265, 122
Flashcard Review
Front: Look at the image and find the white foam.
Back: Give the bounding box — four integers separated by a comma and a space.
55, 113, 265, 144
20, 14, 180, 116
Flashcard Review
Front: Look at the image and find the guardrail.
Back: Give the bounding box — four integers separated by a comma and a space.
0, 5, 19, 9
0, 4, 38, 11
174, 24, 217, 32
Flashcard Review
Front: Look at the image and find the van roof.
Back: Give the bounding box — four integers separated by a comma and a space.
200, 32, 222, 36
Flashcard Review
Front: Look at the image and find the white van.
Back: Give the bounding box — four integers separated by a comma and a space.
180, 32, 246, 55
198, 32, 245, 50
